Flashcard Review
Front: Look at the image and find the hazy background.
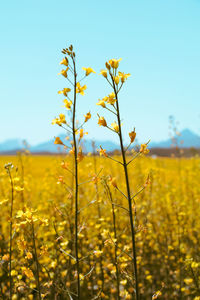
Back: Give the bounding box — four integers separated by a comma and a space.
1, 0, 200, 145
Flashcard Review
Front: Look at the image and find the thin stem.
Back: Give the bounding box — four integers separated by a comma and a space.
127, 153, 140, 166
105, 183, 120, 300
92, 141, 105, 292
72, 56, 81, 299
7, 169, 14, 300
31, 221, 42, 300
105, 106, 117, 116
111, 74, 139, 300
107, 155, 123, 166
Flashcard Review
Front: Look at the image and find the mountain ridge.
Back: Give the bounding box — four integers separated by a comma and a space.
0, 129, 200, 153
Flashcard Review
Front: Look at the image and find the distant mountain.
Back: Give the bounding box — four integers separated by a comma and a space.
31, 134, 119, 153
0, 139, 24, 152
0, 129, 200, 154
150, 129, 200, 148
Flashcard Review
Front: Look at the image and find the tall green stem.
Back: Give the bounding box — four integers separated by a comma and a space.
112, 78, 139, 300
31, 221, 42, 300
72, 57, 80, 299
7, 169, 14, 300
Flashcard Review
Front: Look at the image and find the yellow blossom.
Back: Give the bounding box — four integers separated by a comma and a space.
140, 143, 149, 154
97, 99, 106, 108
98, 116, 107, 127
14, 186, 24, 192
22, 267, 34, 279
111, 121, 119, 133
184, 278, 193, 285
58, 88, 71, 97
58, 68, 69, 78
17, 238, 27, 252
63, 99, 72, 110
129, 129, 136, 143
61, 161, 69, 170
69, 147, 75, 155
100, 70, 107, 78
76, 82, 87, 95
93, 250, 103, 258
25, 252, 33, 260
79, 128, 88, 139
118, 71, 131, 83
114, 76, 120, 85
2, 254, 9, 261
82, 67, 96, 76
52, 117, 61, 126
107, 92, 116, 105
60, 57, 68, 66
59, 113, 66, 124
54, 137, 64, 145
110, 177, 117, 188
99, 146, 108, 157
108, 58, 122, 69
84, 112, 91, 122
77, 148, 84, 162
11, 270, 18, 276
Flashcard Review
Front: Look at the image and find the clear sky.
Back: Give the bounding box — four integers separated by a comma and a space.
1, 0, 200, 145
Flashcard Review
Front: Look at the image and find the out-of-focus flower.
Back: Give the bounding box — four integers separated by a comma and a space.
82, 67, 96, 76
129, 129, 136, 143
76, 82, 87, 95
98, 116, 107, 127
84, 112, 91, 122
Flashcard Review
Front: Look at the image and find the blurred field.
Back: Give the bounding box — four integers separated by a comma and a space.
0, 154, 200, 299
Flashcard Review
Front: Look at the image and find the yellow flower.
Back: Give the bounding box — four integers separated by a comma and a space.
22, 267, 34, 279
54, 137, 64, 145
58, 88, 71, 97
99, 146, 108, 157
17, 238, 27, 252
59, 113, 66, 124
129, 129, 136, 143
58, 68, 69, 78
82, 67, 96, 76
63, 99, 72, 110
105, 62, 111, 70
14, 186, 24, 192
93, 250, 103, 258
98, 116, 107, 127
111, 121, 119, 133
76, 82, 87, 95
108, 58, 122, 69
25, 252, 33, 260
60, 57, 68, 66
79, 128, 88, 139
11, 270, 18, 276
107, 93, 116, 105
114, 76, 120, 85
110, 177, 117, 188
69, 147, 75, 155
61, 161, 69, 170
152, 291, 162, 299
100, 70, 107, 78
140, 144, 149, 154
96, 99, 106, 108
118, 71, 131, 83
2, 254, 9, 261
77, 147, 84, 162
184, 278, 193, 285
52, 117, 61, 126
84, 112, 91, 122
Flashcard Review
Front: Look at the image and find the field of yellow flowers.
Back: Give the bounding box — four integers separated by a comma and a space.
1, 45, 200, 300
0, 154, 200, 299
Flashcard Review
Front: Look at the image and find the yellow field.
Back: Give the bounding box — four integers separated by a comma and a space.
0, 154, 200, 299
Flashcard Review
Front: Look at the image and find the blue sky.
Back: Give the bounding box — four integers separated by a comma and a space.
1, 0, 200, 145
